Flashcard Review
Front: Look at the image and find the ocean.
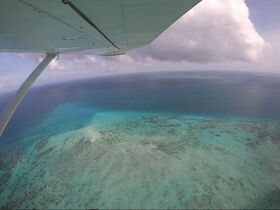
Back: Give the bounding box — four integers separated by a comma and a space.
0, 71, 280, 208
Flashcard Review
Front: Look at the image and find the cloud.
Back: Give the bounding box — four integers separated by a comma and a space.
49, 59, 65, 71
127, 0, 268, 63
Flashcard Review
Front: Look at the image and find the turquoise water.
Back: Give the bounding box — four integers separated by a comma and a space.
0, 72, 280, 208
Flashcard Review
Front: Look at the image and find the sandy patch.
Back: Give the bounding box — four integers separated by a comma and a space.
84, 126, 100, 142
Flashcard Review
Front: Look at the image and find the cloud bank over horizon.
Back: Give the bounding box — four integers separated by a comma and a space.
129, 0, 267, 63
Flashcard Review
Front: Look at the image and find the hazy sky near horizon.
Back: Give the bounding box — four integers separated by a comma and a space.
0, 0, 280, 93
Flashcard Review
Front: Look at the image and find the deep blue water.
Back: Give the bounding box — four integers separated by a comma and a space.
1, 71, 280, 141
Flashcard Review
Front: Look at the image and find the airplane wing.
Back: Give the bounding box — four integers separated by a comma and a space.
0, 0, 200, 55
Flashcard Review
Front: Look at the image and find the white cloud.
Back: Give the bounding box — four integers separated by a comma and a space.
128, 0, 268, 63
49, 59, 65, 71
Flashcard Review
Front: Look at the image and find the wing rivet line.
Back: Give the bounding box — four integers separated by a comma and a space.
61, 0, 120, 51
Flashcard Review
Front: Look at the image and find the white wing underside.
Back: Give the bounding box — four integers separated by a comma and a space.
0, 0, 200, 55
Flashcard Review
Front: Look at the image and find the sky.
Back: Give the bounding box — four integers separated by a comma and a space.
0, 0, 280, 94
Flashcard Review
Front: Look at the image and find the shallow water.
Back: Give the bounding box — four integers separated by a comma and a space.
0, 72, 280, 208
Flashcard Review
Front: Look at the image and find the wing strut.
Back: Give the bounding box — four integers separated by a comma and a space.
0, 53, 56, 136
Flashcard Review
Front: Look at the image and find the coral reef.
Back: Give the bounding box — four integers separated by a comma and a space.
0, 110, 279, 209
